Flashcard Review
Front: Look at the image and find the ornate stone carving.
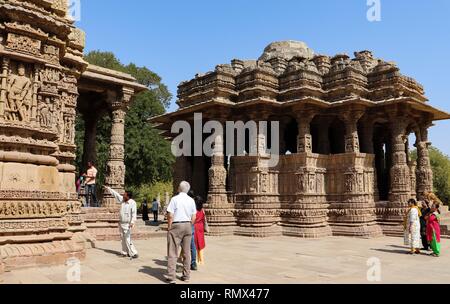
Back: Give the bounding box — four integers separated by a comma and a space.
5, 63, 33, 122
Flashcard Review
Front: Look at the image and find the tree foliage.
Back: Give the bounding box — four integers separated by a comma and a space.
76, 51, 174, 191
411, 146, 450, 205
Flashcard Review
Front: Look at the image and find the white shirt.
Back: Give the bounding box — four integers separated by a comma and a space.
107, 187, 137, 227
166, 192, 196, 223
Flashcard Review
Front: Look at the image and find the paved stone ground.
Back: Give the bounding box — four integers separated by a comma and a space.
1, 236, 449, 284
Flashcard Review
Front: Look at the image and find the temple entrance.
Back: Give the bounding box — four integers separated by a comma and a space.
329, 117, 346, 154
283, 117, 298, 154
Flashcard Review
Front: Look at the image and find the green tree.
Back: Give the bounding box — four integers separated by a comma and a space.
411, 146, 450, 204
76, 51, 174, 192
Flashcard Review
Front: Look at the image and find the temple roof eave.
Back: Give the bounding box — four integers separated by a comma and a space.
80, 64, 148, 94
149, 96, 450, 135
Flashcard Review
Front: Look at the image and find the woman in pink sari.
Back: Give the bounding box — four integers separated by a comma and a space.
426, 203, 441, 257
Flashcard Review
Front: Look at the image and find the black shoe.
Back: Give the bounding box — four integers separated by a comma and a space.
130, 254, 139, 260
191, 265, 198, 271
166, 278, 176, 284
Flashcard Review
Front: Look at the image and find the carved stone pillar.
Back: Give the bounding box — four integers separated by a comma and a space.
0, 58, 10, 119
409, 160, 417, 200
296, 111, 314, 153
206, 134, 234, 236
341, 110, 364, 153
388, 118, 411, 205
415, 123, 433, 200
103, 91, 130, 207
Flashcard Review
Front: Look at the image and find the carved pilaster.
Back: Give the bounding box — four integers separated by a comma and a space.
296, 111, 315, 153
415, 123, 433, 200
206, 134, 234, 236
388, 118, 411, 204
341, 110, 364, 153
0, 58, 10, 120
103, 90, 132, 207
409, 160, 417, 200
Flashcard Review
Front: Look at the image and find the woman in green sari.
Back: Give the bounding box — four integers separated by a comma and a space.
426, 203, 441, 257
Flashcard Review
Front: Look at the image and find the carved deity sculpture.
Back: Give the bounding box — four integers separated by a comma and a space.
38, 97, 52, 128
6, 63, 32, 121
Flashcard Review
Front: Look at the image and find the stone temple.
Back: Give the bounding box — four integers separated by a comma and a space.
0, 0, 147, 273
152, 40, 450, 238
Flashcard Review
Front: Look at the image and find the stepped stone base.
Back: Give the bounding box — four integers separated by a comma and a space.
330, 223, 383, 238
0, 239, 85, 274
81, 208, 160, 242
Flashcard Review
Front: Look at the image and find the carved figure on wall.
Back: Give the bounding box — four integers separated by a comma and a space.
6, 63, 33, 121
38, 97, 52, 128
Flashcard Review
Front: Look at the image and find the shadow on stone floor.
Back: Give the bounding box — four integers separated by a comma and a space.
370, 248, 411, 255
95, 247, 123, 257
153, 259, 167, 267
139, 266, 167, 283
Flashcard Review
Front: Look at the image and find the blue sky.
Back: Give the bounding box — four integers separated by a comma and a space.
77, 0, 450, 154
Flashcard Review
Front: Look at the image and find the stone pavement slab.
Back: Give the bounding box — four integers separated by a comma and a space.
0, 236, 449, 284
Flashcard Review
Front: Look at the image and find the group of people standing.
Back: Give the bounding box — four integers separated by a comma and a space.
404, 192, 442, 257
103, 180, 207, 284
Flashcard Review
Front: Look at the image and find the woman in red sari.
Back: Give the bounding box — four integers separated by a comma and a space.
193, 196, 206, 265
426, 202, 441, 257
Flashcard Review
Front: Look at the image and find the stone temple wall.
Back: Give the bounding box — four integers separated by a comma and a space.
216, 153, 381, 238
0, 0, 89, 272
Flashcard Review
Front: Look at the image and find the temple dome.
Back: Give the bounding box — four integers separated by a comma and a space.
259, 40, 315, 62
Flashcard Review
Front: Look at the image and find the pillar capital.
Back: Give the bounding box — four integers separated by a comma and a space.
340, 109, 364, 153
295, 109, 315, 153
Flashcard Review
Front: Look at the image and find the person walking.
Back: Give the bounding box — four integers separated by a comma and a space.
142, 199, 149, 222
193, 196, 207, 266
84, 162, 98, 207
105, 186, 139, 259
166, 181, 197, 284
427, 202, 442, 257
404, 198, 422, 255
152, 198, 160, 222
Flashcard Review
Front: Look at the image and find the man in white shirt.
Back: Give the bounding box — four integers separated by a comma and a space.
166, 181, 197, 284
105, 186, 139, 259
